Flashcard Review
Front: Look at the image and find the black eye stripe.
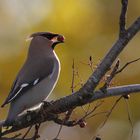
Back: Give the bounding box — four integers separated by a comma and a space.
30, 32, 58, 40
41, 33, 58, 40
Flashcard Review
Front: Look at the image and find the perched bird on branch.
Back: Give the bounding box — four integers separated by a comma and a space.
1, 32, 65, 125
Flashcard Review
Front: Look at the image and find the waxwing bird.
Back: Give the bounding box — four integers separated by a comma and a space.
1, 32, 65, 125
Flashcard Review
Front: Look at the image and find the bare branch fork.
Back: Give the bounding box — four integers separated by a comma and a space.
1, 0, 140, 138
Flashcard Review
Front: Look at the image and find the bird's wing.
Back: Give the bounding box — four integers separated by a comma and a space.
1, 58, 54, 107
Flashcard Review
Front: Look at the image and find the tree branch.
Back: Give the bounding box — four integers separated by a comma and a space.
1, 84, 140, 137
80, 16, 140, 97
1, 0, 140, 139
119, 0, 128, 37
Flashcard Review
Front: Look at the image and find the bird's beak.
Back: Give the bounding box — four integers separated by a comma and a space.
57, 35, 65, 43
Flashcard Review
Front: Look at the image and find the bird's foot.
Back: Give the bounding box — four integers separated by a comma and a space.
42, 100, 54, 107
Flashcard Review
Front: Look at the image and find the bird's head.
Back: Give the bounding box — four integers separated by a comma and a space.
28, 32, 65, 49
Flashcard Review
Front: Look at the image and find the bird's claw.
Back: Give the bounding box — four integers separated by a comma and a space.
42, 100, 54, 107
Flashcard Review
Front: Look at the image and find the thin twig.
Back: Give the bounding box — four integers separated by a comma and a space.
89, 56, 94, 72
124, 99, 133, 137
75, 65, 88, 114
75, 69, 84, 87
71, 59, 75, 93
22, 126, 33, 139
80, 101, 103, 120
12, 134, 22, 139
85, 56, 94, 113
55, 59, 75, 139
92, 96, 123, 140
100, 96, 123, 128
101, 57, 140, 92
101, 59, 120, 90
86, 111, 108, 120
116, 57, 140, 74
55, 125, 63, 140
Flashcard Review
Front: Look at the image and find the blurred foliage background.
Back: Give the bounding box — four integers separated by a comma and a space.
0, 0, 140, 140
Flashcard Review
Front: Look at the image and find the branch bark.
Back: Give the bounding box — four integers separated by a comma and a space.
119, 0, 128, 37
1, 0, 140, 139
1, 84, 140, 137
80, 16, 140, 96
